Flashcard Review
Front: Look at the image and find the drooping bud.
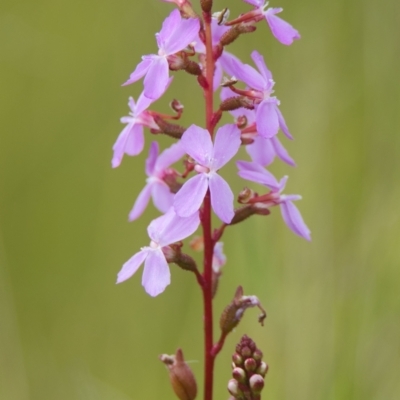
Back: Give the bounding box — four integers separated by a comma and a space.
219, 287, 267, 336
163, 244, 198, 273
160, 348, 197, 400
220, 22, 256, 47
152, 115, 186, 139
228, 336, 268, 400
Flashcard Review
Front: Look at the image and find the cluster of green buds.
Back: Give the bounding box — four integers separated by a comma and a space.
228, 335, 268, 400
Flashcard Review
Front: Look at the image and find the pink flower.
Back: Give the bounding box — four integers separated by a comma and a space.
174, 124, 241, 223
129, 141, 185, 221
117, 208, 200, 296
122, 9, 200, 100
223, 51, 291, 140
112, 93, 160, 168
242, 1, 300, 45
237, 162, 311, 240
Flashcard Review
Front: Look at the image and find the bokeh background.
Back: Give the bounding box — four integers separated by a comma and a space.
1, 0, 399, 399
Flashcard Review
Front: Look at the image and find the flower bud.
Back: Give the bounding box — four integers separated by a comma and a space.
232, 367, 246, 383
232, 353, 243, 367
244, 357, 257, 372
152, 115, 185, 139
160, 349, 197, 400
227, 379, 243, 399
256, 361, 269, 377
249, 374, 264, 395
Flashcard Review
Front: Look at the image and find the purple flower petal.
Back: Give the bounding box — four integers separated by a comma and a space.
271, 136, 296, 166
142, 249, 170, 296
246, 135, 275, 167
124, 124, 145, 156
212, 124, 241, 170
256, 100, 279, 139
135, 91, 154, 115
243, 0, 263, 6
128, 183, 153, 221
280, 200, 311, 240
165, 17, 200, 54
180, 125, 213, 165
143, 56, 169, 100
209, 173, 235, 223
122, 58, 152, 86
174, 173, 208, 217
154, 142, 185, 173
146, 142, 159, 176
237, 160, 279, 189
147, 210, 176, 243
251, 51, 272, 83
275, 105, 293, 139
116, 249, 148, 283
161, 210, 200, 245
158, 9, 181, 46
265, 8, 300, 46
152, 182, 174, 214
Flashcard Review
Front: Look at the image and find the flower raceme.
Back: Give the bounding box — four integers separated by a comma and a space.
117, 208, 200, 297
173, 124, 241, 224
129, 141, 186, 221
122, 9, 200, 100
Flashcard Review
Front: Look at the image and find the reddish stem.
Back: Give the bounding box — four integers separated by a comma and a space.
201, 9, 216, 400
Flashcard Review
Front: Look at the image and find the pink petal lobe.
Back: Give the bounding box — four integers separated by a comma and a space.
265, 9, 300, 46
212, 124, 241, 170
122, 58, 152, 86
129, 183, 153, 221
237, 160, 279, 189
256, 100, 279, 139
209, 173, 234, 223
180, 125, 213, 164
144, 57, 169, 100
142, 249, 170, 297
271, 136, 296, 166
165, 17, 200, 54
112, 124, 131, 168
152, 183, 174, 214
161, 210, 200, 245
155, 142, 185, 172
275, 105, 293, 139
117, 250, 148, 283
146, 142, 159, 176
174, 174, 208, 217
124, 124, 145, 156
280, 201, 311, 241
251, 51, 272, 83
246, 136, 275, 167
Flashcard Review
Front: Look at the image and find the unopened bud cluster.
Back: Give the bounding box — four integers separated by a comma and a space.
228, 335, 268, 400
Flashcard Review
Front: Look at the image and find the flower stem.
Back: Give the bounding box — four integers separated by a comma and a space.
201, 9, 215, 400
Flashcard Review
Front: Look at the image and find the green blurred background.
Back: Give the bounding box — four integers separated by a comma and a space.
1, 0, 399, 399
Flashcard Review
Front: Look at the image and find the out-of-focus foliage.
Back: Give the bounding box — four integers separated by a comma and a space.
1, 0, 399, 399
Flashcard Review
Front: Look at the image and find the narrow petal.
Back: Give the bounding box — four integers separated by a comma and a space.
256, 100, 279, 139
265, 8, 300, 46
148, 209, 177, 243
180, 125, 213, 165
165, 17, 200, 54
145, 142, 159, 176
142, 249, 170, 296
280, 200, 311, 240
128, 184, 153, 221
275, 105, 293, 139
158, 9, 181, 45
237, 160, 279, 189
212, 124, 241, 170
161, 210, 200, 245
209, 173, 235, 223
154, 142, 185, 173
246, 136, 275, 167
271, 136, 296, 166
144, 56, 169, 100
151, 183, 174, 214
213, 61, 223, 91
251, 51, 272, 83
124, 124, 145, 156
122, 58, 152, 86
135, 91, 154, 115
174, 174, 208, 217
116, 250, 148, 283
112, 124, 131, 168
